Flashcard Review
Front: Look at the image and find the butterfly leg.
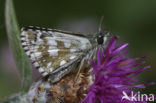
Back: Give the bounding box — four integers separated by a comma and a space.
74, 56, 87, 84
74, 49, 94, 84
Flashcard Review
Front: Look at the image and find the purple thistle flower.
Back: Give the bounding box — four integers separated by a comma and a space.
81, 37, 155, 103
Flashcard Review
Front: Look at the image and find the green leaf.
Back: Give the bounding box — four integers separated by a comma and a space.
1, 93, 29, 103
5, 0, 32, 92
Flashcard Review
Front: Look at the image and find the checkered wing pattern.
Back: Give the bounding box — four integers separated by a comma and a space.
20, 26, 92, 76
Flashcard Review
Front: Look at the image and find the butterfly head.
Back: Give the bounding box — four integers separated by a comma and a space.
96, 30, 110, 45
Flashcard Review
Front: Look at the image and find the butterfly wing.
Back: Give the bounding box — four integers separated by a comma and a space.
20, 26, 92, 76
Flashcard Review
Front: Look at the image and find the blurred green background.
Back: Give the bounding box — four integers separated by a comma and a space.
0, 0, 155, 101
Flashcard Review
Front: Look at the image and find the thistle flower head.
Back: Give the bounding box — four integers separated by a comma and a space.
81, 37, 155, 103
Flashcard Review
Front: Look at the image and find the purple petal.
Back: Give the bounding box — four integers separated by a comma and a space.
81, 37, 154, 103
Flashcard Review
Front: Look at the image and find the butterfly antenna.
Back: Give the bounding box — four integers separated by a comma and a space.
98, 16, 104, 32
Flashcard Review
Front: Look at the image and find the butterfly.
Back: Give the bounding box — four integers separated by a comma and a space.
20, 20, 111, 83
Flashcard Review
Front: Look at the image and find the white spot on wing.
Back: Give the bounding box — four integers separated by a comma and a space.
33, 62, 39, 67
30, 54, 35, 60
26, 51, 30, 55
48, 31, 53, 34
70, 55, 76, 60
34, 46, 39, 49
46, 37, 57, 46
21, 32, 25, 36
42, 31, 46, 33
49, 46, 57, 49
48, 49, 59, 56
34, 52, 42, 58
49, 68, 54, 72
23, 47, 28, 50
22, 42, 26, 45
43, 59, 46, 62
47, 62, 52, 68
60, 60, 67, 66
70, 49, 77, 53
36, 32, 43, 43
21, 37, 25, 40
64, 42, 71, 48
42, 72, 48, 76
31, 40, 35, 44
36, 30, 40, 32
39, 67, 44, 73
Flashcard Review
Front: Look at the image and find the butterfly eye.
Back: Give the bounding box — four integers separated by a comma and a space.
97, 35, 104, 45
